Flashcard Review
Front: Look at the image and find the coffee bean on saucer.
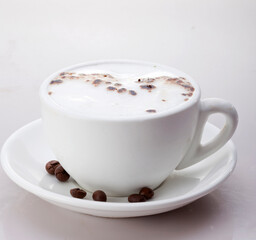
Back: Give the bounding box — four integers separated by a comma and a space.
70, 188, 87, 199
139, 187, 154, 200
45, 160, 60, 175
92, 190, 107, 202
128, 194, 146, 203
55, 165, 70, 182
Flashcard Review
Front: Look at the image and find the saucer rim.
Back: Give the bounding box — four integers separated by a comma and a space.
1, 119, 237, 212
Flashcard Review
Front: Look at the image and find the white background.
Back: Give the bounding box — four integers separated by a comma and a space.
0, 0, 255, 239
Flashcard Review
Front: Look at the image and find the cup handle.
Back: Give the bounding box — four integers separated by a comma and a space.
176, 98, 238, 170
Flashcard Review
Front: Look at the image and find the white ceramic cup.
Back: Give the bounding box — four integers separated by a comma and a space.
40, 60, 238, 196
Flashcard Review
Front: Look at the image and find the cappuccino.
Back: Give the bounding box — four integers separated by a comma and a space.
47, 63, 195, 117
40, 60, 238, 196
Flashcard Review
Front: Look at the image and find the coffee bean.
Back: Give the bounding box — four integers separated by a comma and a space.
55, 165, 70, 182
45, 160, 60, 175
92, 190, 107, 202
128, 194, 146, 203
70, 188, 87, 199
139, 187, 154, 200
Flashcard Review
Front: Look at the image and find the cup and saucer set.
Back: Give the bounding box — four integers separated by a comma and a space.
1, 60, 238, 218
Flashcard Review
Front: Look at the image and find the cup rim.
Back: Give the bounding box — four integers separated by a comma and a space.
40, 59, 201, 122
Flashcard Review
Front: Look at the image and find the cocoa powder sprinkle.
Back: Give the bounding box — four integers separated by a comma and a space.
140, 84, 156, 90
146, 109, 156, 113
118, 88, 127, 93
50, 80, 63, 84
92, 79, 102, 86
129, 90, 137, 96
107, 86, 117, 91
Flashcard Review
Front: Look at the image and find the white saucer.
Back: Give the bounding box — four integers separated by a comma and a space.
1, 119, 236, 218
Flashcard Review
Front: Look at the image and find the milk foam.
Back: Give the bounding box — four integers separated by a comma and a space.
47, 65, 195, 117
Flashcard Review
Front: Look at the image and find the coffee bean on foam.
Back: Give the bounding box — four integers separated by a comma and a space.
47, 69, 195, 117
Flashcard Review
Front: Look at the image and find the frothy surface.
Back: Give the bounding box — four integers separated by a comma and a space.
47, 63, 195, 117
